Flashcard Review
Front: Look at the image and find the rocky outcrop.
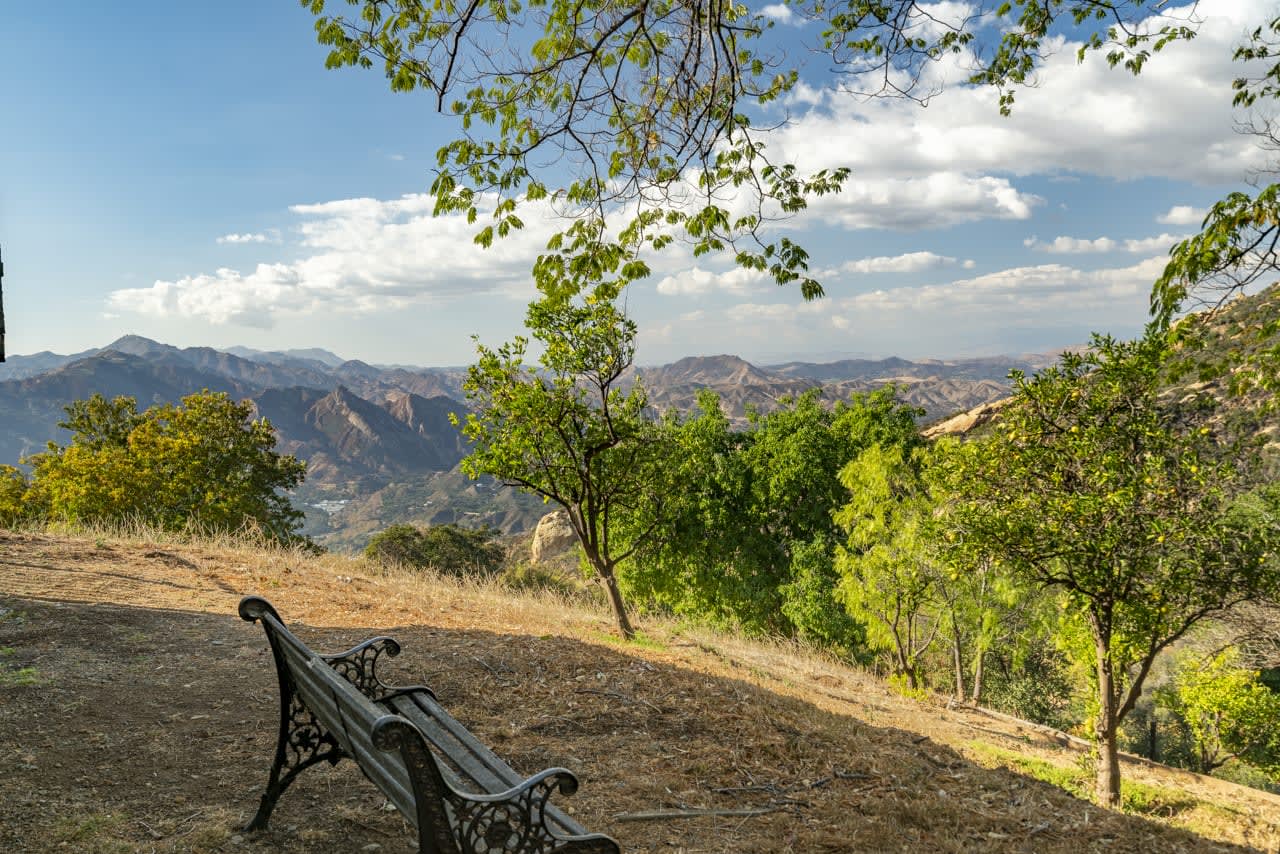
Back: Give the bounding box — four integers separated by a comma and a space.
530, 510, 577, 564
922, 397, 1012, 439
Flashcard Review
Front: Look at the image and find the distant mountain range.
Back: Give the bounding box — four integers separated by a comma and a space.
633, 353, 1051, 428
0, 335, 1055, 546
0, 336, 470, 482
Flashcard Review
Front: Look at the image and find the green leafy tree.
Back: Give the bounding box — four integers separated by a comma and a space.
364, 524, 424, 567
1165, 648, 1280, 778
302, 0, 1192, 305
834, 437, 1028, 700
24, 392, 307, 543
835, 442, 941, 691
365, 522, 505, 576
952, 333, 1280, 806
615, 392, 772, 630
455, 295, 660, 638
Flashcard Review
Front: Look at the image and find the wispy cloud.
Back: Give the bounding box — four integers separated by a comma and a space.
678, 256, 1167, 356
216, 230, 281, 245
1024, 233, 1188, 254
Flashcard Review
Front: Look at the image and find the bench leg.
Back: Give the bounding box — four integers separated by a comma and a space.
246, 685, 345, 832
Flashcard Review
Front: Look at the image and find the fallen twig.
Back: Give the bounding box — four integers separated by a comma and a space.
612, 807, 783, 822
575, 688, 663, 714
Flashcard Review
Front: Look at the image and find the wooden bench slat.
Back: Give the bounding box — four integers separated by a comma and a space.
385, 692, 592, 839
386, 692, 523, 789
292, 658, 420, 821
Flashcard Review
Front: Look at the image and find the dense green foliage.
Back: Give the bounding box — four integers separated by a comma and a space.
950, 333, 1280, 805
835, 443, 941, 690
365, 522, 505, 576
456, 296, 661, 638
616, 386, 921, 652
4, 392, 307, 544
1163, 649, 1280, 778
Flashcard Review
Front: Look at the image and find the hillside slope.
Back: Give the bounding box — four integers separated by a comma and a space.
1, 531, 1277, 853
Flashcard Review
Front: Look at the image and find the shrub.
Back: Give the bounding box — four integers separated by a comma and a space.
365, 523, 505, 577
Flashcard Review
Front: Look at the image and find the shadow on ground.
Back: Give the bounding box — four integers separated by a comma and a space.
0, 595, 1270, 854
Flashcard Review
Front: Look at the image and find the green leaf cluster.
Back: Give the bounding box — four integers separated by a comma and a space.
616, 385, 921, 651
1163, 648, 1280, 779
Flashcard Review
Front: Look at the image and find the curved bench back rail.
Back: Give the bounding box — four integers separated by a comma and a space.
238, 595, 620, 854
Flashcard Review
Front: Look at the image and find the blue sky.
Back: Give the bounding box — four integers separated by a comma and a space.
0, 1, 1269, 366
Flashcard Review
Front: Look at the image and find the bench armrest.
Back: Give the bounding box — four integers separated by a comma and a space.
322, 637, 436, 702
373, 717, 620, 854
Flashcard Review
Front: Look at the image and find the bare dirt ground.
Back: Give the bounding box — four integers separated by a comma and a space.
1, 529, 1278, 853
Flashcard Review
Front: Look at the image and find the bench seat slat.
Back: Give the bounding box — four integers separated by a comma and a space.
385, 692, 523, 790
385, 692, 591, 839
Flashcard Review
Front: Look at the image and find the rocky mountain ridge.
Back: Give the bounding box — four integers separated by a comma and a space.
0, 336, 1048, 546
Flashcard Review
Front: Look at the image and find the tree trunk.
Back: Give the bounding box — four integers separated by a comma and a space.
575, 524, 636, 641
1095, 641, 1122, 808
970, 648, 985, 706
952, 637, 966, 704
598, 565, 635, 640
892, 638, 916, 690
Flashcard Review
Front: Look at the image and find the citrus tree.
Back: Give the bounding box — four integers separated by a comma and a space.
952, 333, 1280, 806
455, 295, 662, 638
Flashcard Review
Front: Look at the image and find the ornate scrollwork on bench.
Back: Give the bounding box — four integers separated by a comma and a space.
372, 716, 618, 854
322, 636, 402, 700
449, 771, 618, 854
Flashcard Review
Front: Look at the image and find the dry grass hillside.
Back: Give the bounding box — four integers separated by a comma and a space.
1, 528, 1278, 853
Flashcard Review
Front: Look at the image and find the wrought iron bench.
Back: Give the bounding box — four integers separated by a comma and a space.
239, 596, 620, 854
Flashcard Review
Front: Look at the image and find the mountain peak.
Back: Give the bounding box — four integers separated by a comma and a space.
102, 334, 169, 356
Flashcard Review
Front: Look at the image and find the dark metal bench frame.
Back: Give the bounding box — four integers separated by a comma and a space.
239, 596, 620, 854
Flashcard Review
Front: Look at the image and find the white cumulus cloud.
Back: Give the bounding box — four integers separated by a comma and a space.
1157, 205, 1209, 225
803, 173, 1040, 231
656, 265, 769, 296
111, 194, 559, 327
755, 0, 1267, 236
760, 4, 800, 26
822, 251, 969, 276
